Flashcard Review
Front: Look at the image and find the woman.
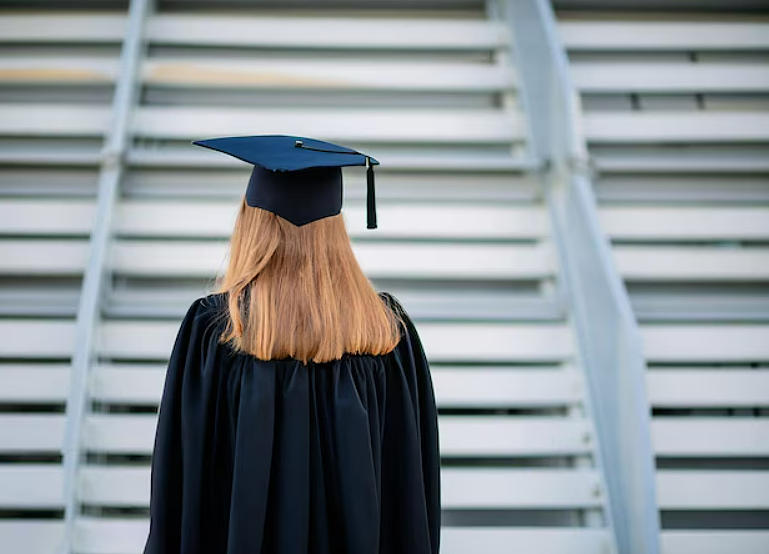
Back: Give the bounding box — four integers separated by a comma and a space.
143, 135, 441, 554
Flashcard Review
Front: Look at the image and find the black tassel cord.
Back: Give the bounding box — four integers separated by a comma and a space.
294, 140, 378, 229
366, 156, 377, 229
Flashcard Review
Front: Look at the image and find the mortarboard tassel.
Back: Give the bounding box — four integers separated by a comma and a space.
366, 156, 377, 229
293, 140, 378, 229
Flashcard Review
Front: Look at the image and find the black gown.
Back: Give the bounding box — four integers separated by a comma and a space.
143, 291, 441, 554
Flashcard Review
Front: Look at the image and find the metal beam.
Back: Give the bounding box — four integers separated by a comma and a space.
501, 0, 662, 552
59, 1, 151, 552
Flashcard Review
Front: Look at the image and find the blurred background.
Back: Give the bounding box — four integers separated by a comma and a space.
0, 0, 767, 553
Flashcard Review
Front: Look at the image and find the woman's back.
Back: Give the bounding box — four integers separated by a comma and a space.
143, 290, 440, 554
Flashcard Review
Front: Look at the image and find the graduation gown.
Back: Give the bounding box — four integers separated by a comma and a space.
143, 291, 441, 554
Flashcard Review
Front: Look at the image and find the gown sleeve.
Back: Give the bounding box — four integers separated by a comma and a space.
143, 297, 202, 554
380, 292, 441, 554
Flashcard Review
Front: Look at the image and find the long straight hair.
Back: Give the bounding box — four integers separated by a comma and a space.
213, 197, 404, 364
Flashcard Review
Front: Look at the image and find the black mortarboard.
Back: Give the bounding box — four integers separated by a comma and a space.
191, 134, 379, 229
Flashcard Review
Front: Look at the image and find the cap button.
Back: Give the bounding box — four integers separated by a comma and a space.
295, 140, 303, 147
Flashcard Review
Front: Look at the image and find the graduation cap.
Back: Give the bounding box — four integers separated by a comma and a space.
191, 134, 379, 229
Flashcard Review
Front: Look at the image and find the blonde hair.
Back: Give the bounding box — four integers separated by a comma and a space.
213, 197, 403, 364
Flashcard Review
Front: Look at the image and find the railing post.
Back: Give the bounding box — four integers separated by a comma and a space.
501, 0, 662, 552
59, 1, 151, 552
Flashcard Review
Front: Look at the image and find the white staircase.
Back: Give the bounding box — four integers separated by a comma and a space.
558, 10, 769, 554
0, 3, 623, 553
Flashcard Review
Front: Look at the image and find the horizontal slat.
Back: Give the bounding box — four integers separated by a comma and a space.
0, 105, 110, 136
441, 528, 611, 554
118, 201, 548, 240
600, 207, 769, 241
647, 369, 769, 407
78, 466, 602, 509
0, 365, 71, 402
661, 531, 769, 554
0, 288, 81, 318
0, 415, 63, 453
68, 518, 613, 554
91, 365, 164, 404
0, 56, 517, 92
0, 199, 549, 239
614, 246, 769, 281
270, 204, 548, 239
592, 153, 769, 174
83, 415, 155, 454
636, 294, 769, 321
0, 200, 94, 235
559, 21, 769, 50
411, 468, 601, 509
572, 63, 769, 93
6, 467, 769, 514
0, 14, 509, 51
0, 240, 89, 275
0, 465, 63, 508
0, 103, 513, 146
0, 56, 515, 92
81, 414, 591, 457
0, 150, 102, 167
8, 321, 765, 363
146, 15, 509, 50
14, 405, 769, 460
584, 112, 769, 143
59, 525, 769, 554
0, 521, 63, 554
111, 241, 554, 279
0, 56, 117, 84
657, 470, 769, 509
91, 365, 581, 407
15, 199, 762, 244
440, 417, 591, 456
653, 418, 769, 457
0, 240, 555, 279
641, 325, 769, 362
132, 106, 524, 143
0, 320, 75, 358
632, 291, 769, 322
0, 14, 126, 42
433, 367, 581, 407
143, 58, 516, 92
99, 321, 573, 362
80, 467, 145, 506
349, 201, 546, 236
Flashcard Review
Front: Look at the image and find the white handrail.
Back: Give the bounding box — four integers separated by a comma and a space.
501, 1, 662, 552
59, 1, 151, 552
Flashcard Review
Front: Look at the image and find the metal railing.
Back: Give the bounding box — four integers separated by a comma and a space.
500, 0, 662, 552
59, 1, 152, 552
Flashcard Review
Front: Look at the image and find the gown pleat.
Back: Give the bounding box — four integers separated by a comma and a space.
143, 291, 440, 554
